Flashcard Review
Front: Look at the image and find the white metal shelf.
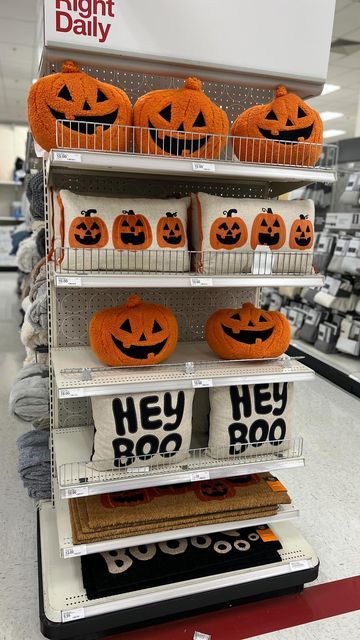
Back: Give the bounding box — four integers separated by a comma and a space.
54, 484, 299, 559
54, 272, 325, 290
54, 426, 305, 499
40, 502, 317, 623
47, 150, 337, 197
52, 344, 315, 397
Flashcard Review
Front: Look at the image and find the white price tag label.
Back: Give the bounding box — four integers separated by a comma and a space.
192, 162, 215, 173
63, 486, 89, 498
62, 608, 85, 623
59, 388, 85, 399
192, 379, 213, 388
190, 277, 213, 287
289, 560, 309, 572
190, 471, 210, 482
126, 466, 150, 474
54, 151, 82, 163
194, 632, 211, 640
63, 544, 87, 558
56, 276, 82, 287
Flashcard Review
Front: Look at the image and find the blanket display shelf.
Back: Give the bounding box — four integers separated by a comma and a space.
36, 62, 337, 639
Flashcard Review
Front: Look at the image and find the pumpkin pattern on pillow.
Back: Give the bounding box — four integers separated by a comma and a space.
54, 190, 190, 271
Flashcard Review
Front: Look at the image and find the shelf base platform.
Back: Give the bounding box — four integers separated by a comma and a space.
288, 340, 360, 398
39, 502, 319, 639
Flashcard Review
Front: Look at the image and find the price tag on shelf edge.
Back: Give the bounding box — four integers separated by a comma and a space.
192, 162, 215, 173
190, 471, 210, 482
63, 544, 87, 559
192, 378, 213, 388
62, 608, 85, 623
63, 486, 89, 498
193, 633, 211, 640
126, 466, 150, 474
59, 388, 85, 399
289, 560, 309, 572
56, 276, 82, 288
53, 151, 82, 163
190, 277, 213, 287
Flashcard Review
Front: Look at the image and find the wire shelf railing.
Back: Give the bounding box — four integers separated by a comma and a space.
55, 120, 338, 170
57, 436, 304, 489
53, 248, 317, 276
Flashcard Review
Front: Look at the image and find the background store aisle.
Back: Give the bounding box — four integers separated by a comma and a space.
0, 272, 40, 640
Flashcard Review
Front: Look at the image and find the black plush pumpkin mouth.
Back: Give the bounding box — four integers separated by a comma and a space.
111, 334, 168, 359
74, 233, 101, 245
216, 233, 241, 245
148, 120, 208, 155
162, 235, 183, 245
258, 232, 279, 246
294, 236, 311, 247
221, 324, 274, 344
49, 106, 119, 134
119, 232, 145, 246
257, 123, 314, 143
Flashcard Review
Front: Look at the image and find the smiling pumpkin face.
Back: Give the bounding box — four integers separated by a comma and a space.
289, 214, 314, 250
28, 60, 132, 152
133, 77, 229, 158
68, 209, 109, 249
205, 302, 291, 360
157, 212, 185, 248
231, 86, 323, 166
112, 210, 153, 250
250, 208, 286, 251
89, 294, 178, 367
210, 209, 248, 250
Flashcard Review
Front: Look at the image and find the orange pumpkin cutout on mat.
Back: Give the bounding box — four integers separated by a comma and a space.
157, 212, 185, 248
112, 210, 152, 250
133, 77, 229, 158
210, 209, 248, 250
289, 214, 314, 250
205, 302, 290, 360
250, 207, 286, 251
89, 294, 178, 366
68, 209, 108, 249
28, 60, 132, 152
231, 86, 323, 167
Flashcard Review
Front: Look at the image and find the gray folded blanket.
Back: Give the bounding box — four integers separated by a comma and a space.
17, 429, 51, 500
9, 364, 49, 423
28, 282, 48, 331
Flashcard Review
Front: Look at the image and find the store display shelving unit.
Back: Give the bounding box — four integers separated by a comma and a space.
36, 41, 338, 640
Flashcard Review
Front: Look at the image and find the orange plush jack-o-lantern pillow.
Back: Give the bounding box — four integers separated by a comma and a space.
205, 302, 290, 360
28, 60, 132, 152
133, 77, 229, 158
89, 294, 178, 366
210, 209, 248, 250
231, 86, 323, 166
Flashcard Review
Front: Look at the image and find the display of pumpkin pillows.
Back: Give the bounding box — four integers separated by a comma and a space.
54, 190, 190, 271
191, 193, 314, 274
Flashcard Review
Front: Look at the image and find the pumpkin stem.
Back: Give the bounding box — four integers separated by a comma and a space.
122, 209, 135, 215
262, 207, 273, 214
81, 209, 97, 217
184, 77, 202, 92
62, 60, 80, 74
166, 212, 177, 218
242, 303, 254, 310
223, 209, 238, 218
276, 85, 288, 98
126, 294, 142, 308
299, 214, 308, 220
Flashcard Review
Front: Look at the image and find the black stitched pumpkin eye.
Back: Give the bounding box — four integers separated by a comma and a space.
90, 222, 100, 230
219, 222, 228, 230
261, 219, 268, 227
58, 84, 72, 101
174, 223, 180, 230
159, 104, 172, 122
122, 220, 130, 227
232, 222, 240, 230
193, 111, 206, 127
265, 109, 277, 121
297, 106, 307, 118
296, 225, 301, 232
259, 315, 267, 322
306, 225, 310, 232
231, 313, 241, 320
273, 219, 280, 228
135, 219, 144, 227
164, 223, 169, 231
96, 88, 108, 102
77, 222, 87, 230
120, 319, 132, 333
152, 320, 162, 333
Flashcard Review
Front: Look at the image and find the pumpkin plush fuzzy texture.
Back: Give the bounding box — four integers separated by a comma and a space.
210, 208, 248, 250
133, 77, 229, 158
28, 60, 132, 152
231, 85, 323, 166
205, 303, 290, 360
112, 210, 153, 250
289, 214, 314, 250
68, 208, 109, 249
156, 212, 186, 248
89, 294, 178, 367
250, 207, 286, 251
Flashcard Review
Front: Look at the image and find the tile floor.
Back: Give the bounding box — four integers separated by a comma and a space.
0, 272, 359, 640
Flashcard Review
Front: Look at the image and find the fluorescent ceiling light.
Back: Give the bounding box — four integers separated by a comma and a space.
320, 111, 343, 122
323, 129, 346, 139
321, 84, 340, 95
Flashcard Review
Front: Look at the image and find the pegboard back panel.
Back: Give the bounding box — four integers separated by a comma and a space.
54, 287, 256, 348
42, 61, 273, 125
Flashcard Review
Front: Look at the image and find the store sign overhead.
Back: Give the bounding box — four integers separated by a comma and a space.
55, 0, 115, 43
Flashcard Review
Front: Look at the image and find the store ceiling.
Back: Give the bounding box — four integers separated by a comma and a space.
0, 0, 359, 142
